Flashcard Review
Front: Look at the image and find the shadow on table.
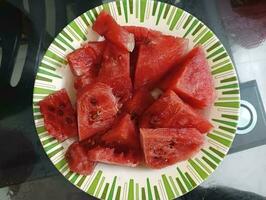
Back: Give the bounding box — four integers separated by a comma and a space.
179, 186, 266, 200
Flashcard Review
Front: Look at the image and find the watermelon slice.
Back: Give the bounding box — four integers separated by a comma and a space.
134, 33, 188, 90
65, 142, 96, 175
77, 82, 119, 141
124, 26, 161, 82
87, 114, 142, 167
160, 46, 216, 108
97, 43, 132, 104
140, 128, 204, 168
93, 11, 134, 52
67, 41, 105, 77
141, 90, 213, 133
39, 89, 77, 141
124, 87, 155, 118
101, 114, 140, 149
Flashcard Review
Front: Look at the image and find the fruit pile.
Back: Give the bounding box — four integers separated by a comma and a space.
39, 11, 215, 175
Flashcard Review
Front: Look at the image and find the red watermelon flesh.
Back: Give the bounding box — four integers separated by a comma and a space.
97, 43, 132, 105
93, 11, 134, 52
39, 89, 78, 141
101, 114, 140, 149
160, 46, 216, 108
65, 142, 96, 175
77, 82, 119, 141
124, 87, 155, 118
67, 41, 105, 77
141, 90, 213, 133
124, 26, 161, 81
134, 33, 188, 90
140, 128, 204, 168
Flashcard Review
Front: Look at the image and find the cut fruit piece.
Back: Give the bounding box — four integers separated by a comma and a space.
141, 90, 213, 133
93, 11, 134, 52
140, 128, 204, 169
87, 146, 141, 167
39, 89, 77, 141
97, 43, 132, 104
124, 88, 155, 118
160, 46, 216, 108
77, 82, 119, 141
65, 142, 96, 175
134, 33, 188, 90
101, 114, 140, 149
124, 26, 161, 84
67, 41, 105, 77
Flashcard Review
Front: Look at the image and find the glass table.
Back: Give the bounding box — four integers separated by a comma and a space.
0, 0, 266, 199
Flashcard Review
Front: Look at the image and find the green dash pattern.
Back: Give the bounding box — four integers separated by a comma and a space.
33, 0, 240, 199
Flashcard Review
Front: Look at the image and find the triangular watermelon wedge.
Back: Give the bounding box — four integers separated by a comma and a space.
141, 90, 213, 133
93, 11, 134, 52
140, 128, 204, 168
160, 46, 216, 108
97, 42, 133, 105
134, 32, 188, 90
87, 114, 142, 167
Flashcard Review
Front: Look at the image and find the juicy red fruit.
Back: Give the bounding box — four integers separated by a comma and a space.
134, 33, 188, 90
93, 11, 134, 52
39, 89, 77, 141
87, 114, 142, 167
67, 41, 105, 77
97, 43, 132, 104
77, 82, 119, 141
101, 114, 140, 149
140, 128, 204, 169
160, 46, 216, 108
141, 90, 213, 133
65, 142, 96, 175
124, 87, 154, 118
123, 26, 162, 83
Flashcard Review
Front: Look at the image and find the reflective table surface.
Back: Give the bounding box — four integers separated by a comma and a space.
0, 0, 266, 199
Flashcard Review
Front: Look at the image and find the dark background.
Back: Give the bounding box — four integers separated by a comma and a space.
0, 0, 266, 199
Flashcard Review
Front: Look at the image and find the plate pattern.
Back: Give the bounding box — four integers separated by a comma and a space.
33, 0, 240, 199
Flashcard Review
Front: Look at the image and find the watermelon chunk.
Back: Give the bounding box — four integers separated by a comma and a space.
141, 90, 213, 133
67, 41, 105, 77
160, 46, 216, 108
39, 89, 77, 141
134, 33, 188, 90
93, 11, 134, 52
77, 82, 119, 141
65, 142, 96, 175
97, 43, 132, 104
124, 26, 161, 82
87, 114, 142, 167
101, 114, 140, 149
124, 87, 155, 118
140, 128, 204, 168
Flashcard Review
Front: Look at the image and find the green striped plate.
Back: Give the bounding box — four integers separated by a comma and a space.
33, 0, 240, 199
